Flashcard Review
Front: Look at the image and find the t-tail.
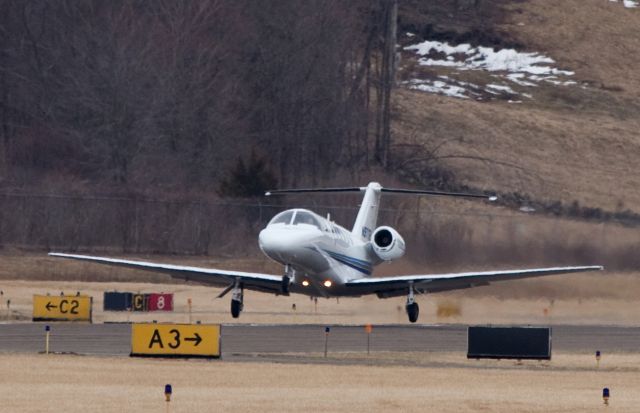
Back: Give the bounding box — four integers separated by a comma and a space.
265, 181, 497, 242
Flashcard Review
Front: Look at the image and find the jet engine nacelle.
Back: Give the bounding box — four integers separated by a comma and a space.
371, 226, 406, 261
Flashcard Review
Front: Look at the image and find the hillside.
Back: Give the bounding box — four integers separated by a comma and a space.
394, 0, 640, 211
0, 1, 639, 273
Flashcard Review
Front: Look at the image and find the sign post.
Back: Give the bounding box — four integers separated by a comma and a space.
187, 298, 192, 324
131, 323, 220, 358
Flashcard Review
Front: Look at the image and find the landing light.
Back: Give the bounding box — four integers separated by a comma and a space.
302, 280, 310, 287
323, 280, 332, 288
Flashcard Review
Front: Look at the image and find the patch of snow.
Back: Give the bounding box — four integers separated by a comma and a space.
405, 79, 470, 99
406, 40, 573, 76
611, 0, 639, 8
487, 84, 517, 94
406, 41, 473, 56
406, 32, 415, 37
403, 39, 576, 101
417, 58, 465, 67
507, 73, 537, 87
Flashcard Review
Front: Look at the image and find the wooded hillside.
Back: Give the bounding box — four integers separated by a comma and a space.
1, 0, 639, 272
0, 0, 401, 191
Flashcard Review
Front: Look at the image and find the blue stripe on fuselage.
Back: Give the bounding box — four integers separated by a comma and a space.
323, 250, 372, 275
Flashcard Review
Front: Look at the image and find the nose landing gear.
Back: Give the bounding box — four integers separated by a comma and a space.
405, 282, 420, 323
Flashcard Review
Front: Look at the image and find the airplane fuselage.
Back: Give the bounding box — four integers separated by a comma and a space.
258, 208, 378, 297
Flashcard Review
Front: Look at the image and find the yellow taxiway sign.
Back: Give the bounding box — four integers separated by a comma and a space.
33, 295, 93, 322
131, 323, 220, 358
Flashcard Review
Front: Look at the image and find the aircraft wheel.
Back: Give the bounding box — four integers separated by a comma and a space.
406, 302, 419, 323
231, 299, 242, 318
281, 276, 290, 295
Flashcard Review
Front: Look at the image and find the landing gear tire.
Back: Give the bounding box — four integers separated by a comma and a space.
231, 299, 243, 318
406, 302, 419, 323
281, 276, 290, 295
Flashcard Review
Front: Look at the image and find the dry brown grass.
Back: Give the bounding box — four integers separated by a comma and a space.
1, 352, 639, 412
394, 1, 640, 211
1, 272, 638, 326
0, 250, 637, 325
504, 0, 640, 99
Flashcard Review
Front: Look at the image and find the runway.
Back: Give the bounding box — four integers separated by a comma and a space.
0, 323, 638, 357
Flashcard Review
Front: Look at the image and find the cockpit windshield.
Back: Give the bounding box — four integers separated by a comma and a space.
292, 210, 322, 229
269, 210, 294, 226
268, 209, 323, 229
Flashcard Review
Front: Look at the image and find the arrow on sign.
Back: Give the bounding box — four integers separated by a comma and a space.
184, 333, 202, 346
46, 302, 58, 311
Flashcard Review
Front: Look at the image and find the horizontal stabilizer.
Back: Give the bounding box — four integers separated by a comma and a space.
266, 184, 496, 201
381, 188, 497, 201
265, 187, 363, 196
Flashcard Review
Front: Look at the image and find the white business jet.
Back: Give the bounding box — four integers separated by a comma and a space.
49, 182, 602, 323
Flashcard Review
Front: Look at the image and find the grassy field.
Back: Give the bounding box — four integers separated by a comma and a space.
1, 352, 638, 412
1, 273, 638, 326
0, 250, 637, 325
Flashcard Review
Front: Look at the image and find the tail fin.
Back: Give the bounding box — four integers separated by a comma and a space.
352, 182, 383, 241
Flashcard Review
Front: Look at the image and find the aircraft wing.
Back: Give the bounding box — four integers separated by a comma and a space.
48, 253, 284, 294
345, 266, 603, 298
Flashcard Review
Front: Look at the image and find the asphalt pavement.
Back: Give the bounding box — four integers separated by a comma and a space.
0, 323, 638, 357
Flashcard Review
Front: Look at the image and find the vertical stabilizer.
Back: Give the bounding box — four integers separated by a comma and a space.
352, 182, 383, 241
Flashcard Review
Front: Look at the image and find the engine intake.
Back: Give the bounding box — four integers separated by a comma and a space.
371, 226, 406, 261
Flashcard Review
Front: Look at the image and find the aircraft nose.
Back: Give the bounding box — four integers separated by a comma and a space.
259, 228, 289, 257
259, 227, 309, 262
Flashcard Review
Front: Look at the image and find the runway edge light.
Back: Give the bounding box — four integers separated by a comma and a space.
165, 384, 172, 402
603, 387, 610, 405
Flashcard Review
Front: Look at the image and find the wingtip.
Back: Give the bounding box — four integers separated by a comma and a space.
488, 195, 498, 202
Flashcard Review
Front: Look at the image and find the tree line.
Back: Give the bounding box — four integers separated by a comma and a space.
0, 0, 401, 194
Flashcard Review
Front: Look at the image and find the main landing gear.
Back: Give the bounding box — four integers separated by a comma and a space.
406, 282, 419, 323
281, 264, 296, 296
230, 279, 243, 318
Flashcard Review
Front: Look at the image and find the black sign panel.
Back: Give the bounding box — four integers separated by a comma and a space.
103, 292, 133, 311
467, 326, 551, 360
